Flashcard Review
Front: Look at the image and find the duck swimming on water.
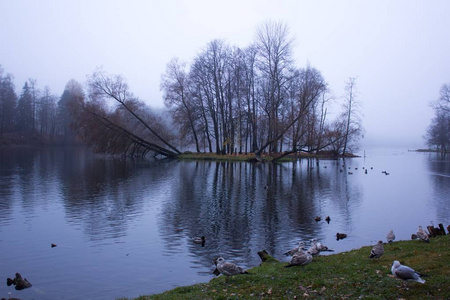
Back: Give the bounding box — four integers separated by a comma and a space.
336, 232, 347, 240
192, 236, 206, 245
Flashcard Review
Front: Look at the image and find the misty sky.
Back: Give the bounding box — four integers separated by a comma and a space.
1, 0, 449, 149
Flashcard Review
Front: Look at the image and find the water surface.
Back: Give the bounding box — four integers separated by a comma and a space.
0, 147, 448, 299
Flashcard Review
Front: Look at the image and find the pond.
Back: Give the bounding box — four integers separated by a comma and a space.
0, 147, 449, 299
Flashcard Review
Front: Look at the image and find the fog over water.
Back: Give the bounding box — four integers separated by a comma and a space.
1, 1, 449, 148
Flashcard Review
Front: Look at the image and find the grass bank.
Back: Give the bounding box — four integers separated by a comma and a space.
121, 235, 449, 299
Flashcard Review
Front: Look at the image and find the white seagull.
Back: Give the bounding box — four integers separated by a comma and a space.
285, 250, 313, 268
306, 243, 320, 256
284, 241, 307, 256
391, 260, 426, 284
214, 257, 249, 282
417, 226, 430, 243
369, 240, 384, 259
311, 239, 331, 252
386, 230, 395, 243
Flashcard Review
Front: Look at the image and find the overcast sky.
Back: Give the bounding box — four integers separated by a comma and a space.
1, 0, 449, 149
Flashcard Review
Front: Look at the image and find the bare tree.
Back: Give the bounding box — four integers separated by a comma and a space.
434, 83, 450, 113
189, 40, 232, 154
270, 66, 328, 161
341, 77, 363, 155
161, 58, 201, 152
255, 20, 294, 153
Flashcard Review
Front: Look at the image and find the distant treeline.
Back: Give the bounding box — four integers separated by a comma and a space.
425, 83, 450, 152
1, 22, 365, 157
0, 65, 79, 145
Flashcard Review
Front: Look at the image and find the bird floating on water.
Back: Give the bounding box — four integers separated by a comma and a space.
369, 240, 384, 259
391, 260, 426, 284
315, 216, 321, 222
416, 226, 430, 243
325, 216, 331, 223
6, 273, 32, 290
336, 233, 347, 240
192, 236, 206, 245
214, 257, 249, 282
386, 230, 395, 243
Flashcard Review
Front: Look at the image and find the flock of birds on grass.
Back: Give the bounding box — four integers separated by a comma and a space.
192, 224, 431, 286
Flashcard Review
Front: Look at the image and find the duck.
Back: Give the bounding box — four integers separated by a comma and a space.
315, 216, 321, 222
192, 236, 206, 245
325, 216, 331, 223
336, 232, 347, 240
6, 273, 32, 290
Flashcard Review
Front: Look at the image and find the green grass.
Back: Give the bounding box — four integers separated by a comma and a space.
120, 235, 449, 299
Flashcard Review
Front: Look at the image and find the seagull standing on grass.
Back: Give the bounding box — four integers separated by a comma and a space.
284, 241, 307, 256
306, 243, 320, 256
285, 250, 313, 268
386, 230, 395, 243
214, 257, 249, 282
369, 240, 384, 259
417, 226, 430, 243
391, 260, 426, 284
311, 239, 331, 252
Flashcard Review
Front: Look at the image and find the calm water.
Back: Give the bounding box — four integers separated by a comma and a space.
0, 147, 449, 300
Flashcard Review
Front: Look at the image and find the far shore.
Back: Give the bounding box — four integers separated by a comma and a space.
0, 132, 360, 161
412, 148, 449, 153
